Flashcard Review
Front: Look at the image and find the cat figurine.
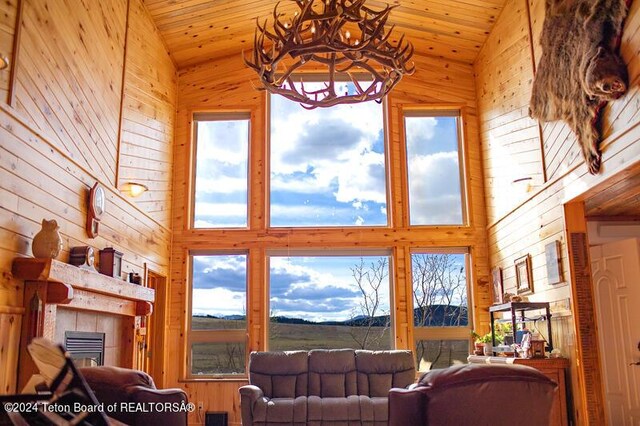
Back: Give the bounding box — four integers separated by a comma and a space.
32, 219, 63, 259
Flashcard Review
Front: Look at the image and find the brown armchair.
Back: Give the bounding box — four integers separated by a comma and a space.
389, 363, 557, 426
80, 366, 188, 426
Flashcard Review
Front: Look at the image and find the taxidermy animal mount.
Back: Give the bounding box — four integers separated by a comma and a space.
529, 0, 632, 174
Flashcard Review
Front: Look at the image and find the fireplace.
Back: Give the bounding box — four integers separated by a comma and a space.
64, 331, 105, 367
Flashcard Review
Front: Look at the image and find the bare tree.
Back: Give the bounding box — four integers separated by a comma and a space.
412, 254, 467, 368
349, 257, 390, 349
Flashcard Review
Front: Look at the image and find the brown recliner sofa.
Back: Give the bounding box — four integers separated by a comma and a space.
239, 349, 415, 426
388, 363, 557, 426
80, 366, 189, 426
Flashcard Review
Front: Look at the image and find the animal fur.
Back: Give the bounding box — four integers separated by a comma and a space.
529, 0, 631, 174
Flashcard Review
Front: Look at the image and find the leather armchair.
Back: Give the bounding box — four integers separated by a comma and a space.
80, 366, 188, 426
389, 363, 557, 426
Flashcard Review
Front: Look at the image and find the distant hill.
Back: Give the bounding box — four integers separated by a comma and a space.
193, 304, 468, 327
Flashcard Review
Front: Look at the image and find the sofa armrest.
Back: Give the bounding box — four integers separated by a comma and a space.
239, 385, 264, 425
388, 386, 428, 426
128, 385, 188, 426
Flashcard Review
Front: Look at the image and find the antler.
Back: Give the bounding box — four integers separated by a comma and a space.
243, 0, 414, 108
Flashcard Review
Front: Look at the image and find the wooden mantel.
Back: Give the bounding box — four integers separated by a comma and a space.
12, 258, 154, 316
12, 257, 155, 390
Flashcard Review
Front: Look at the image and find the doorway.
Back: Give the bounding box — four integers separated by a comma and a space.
589, 238, 640, 425
146, 270, 168, 387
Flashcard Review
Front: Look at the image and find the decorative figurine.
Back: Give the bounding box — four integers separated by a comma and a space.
32, 219, 63, 259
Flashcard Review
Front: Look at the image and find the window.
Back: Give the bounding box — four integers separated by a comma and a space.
270, 81, 388, 227
404, 111, 465, 225
193, 113, 250, 228
268, 254, 392, 351
411, 251, 471, 370
189, 254, 247, 376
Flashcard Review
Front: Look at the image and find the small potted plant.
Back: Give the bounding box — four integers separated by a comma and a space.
471, 331, 492, 355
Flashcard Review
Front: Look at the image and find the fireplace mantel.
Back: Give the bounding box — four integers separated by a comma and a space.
12, 258, 154, 315
12, 257, 155, 390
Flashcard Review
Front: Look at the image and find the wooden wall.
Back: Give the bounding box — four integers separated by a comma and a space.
475, 0, 640, 423
170, 51, 490, 425
0, 0, 176, 393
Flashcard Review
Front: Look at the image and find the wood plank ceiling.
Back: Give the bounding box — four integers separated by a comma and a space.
143, 0, 506, 69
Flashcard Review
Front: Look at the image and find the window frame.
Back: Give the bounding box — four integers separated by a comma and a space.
266, 248, 395, 351
186, 250, 249, 379
190, 111, 252, 230
402, 108, 469, 227
409, 248, 473, 368
266, 78, 392, 229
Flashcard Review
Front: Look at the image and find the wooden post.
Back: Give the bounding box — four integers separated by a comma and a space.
564, 201, 605, 425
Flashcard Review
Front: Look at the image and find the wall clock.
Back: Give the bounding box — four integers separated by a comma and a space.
87, 182, 106, 238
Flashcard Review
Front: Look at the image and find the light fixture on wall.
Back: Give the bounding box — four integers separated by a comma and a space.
243, 0, 415, 109
120, 182, 148, 198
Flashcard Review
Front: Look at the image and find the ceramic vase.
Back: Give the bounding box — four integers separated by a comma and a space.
32, 219, 63, 259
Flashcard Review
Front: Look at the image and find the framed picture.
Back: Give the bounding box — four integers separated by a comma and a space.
545, 240, 563, 285
491, 267, 503, 304
515, 254, 533, 295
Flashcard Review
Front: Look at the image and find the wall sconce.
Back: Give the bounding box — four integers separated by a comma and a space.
120, 182, 148, 198
512, 177, 533, 192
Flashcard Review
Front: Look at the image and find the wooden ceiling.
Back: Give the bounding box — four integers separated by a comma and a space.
585, 161, 640, 220
143, 0, 506, 69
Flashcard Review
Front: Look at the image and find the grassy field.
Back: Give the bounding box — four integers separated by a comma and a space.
190, 317, 470, 375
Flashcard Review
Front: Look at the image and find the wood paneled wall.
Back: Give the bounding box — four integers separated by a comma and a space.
170, 51, 489, 425
475, 0, 640, 423
119, 0, 176, 226
0, 0, 176, 393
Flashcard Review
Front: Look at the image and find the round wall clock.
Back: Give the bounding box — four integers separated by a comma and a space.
87, 182, 106, 238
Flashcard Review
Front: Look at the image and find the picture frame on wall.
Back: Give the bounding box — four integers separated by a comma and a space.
545, 240, 563, 285
515, 254, 533, 295
491, 267, 503, 304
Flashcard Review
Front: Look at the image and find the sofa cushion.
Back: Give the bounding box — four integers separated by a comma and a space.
309, 349, 357, 397
249, 351, 308, 398
308, 395, 360, 422
355, 350, 414, 397
253, 396, 307, 424
358, 396, 388, 423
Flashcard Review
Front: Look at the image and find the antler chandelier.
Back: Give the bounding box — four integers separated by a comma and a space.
244, 0, 415, 109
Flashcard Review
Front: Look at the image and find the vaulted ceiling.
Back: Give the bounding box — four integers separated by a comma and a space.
143, 0, 506, 69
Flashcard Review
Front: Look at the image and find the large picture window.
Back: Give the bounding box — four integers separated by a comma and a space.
404, 111, 466, 225
268, 253, 392, 351
192, 113, 250, 228
189, 253, 247, 376
411, 250, 471, 371
270, 81, 388, 227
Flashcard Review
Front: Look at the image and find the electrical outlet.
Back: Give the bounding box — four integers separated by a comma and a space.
197, 401, 204, 411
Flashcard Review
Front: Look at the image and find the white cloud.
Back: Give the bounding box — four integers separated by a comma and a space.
408, 151, 463, 224
196, 176, 247, 194
270, 88, 387, 206
192, 288, 245, 316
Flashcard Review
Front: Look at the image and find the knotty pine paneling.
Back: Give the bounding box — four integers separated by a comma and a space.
0, 0, 18, 104
14, 0, 127, 184
0, 0, 175, 394
474, 0, 640, 423
474, 0, 544, 225
144, 0, 505, 68
171, 52, 490, 425
119, 0, 177, 227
